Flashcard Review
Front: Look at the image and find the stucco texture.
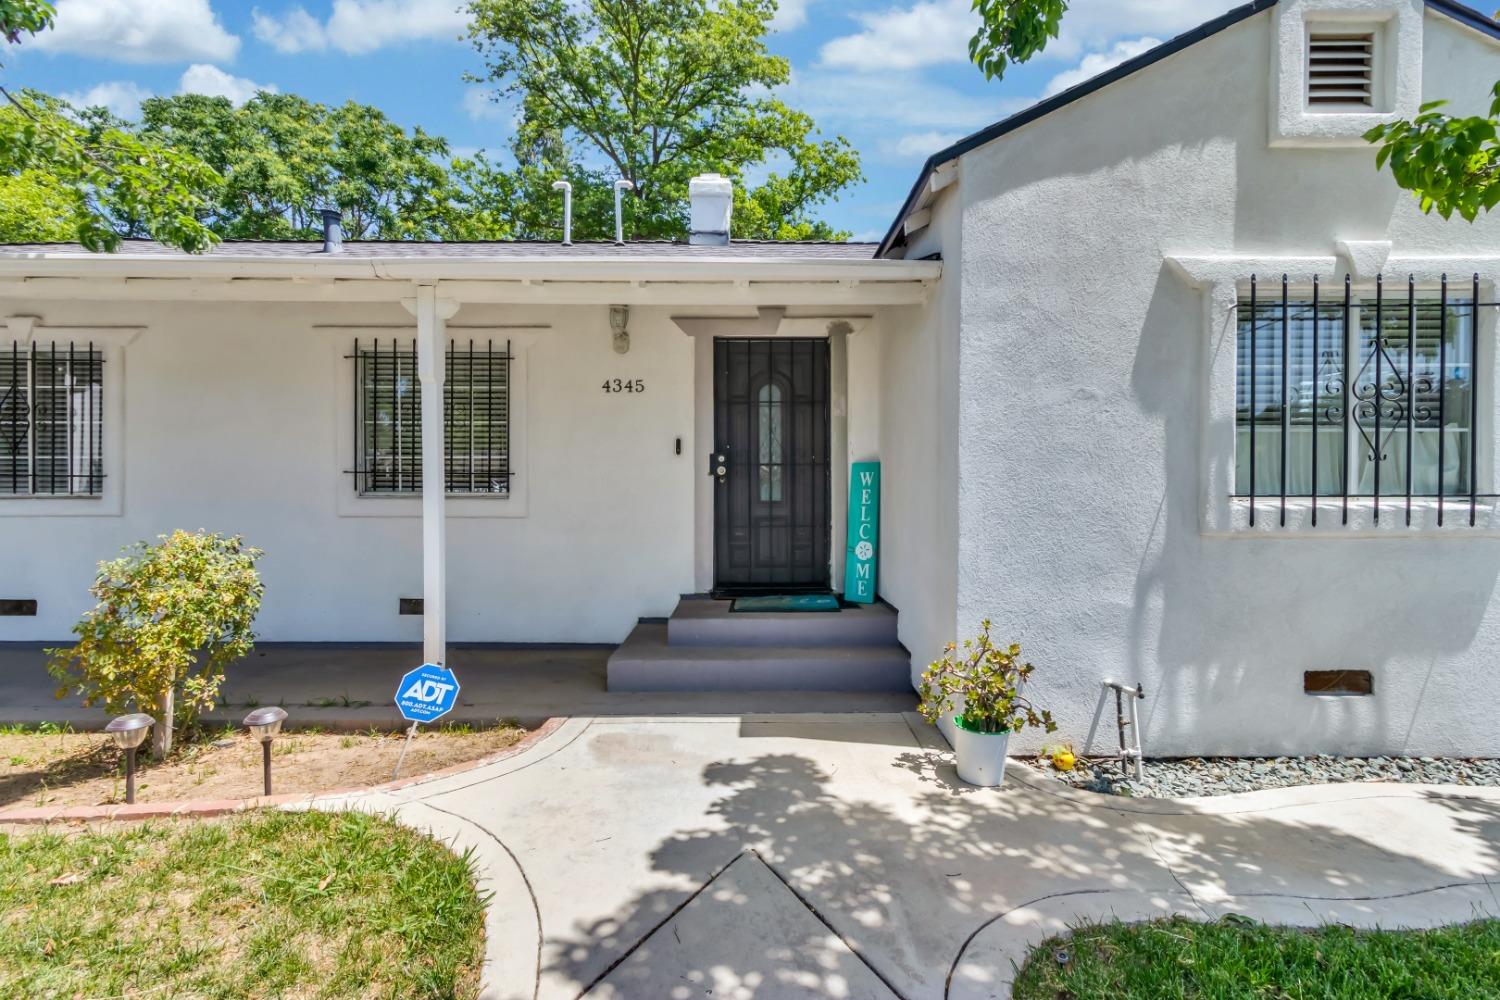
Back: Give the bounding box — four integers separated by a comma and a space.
0, 300, 698, 644
942, 8, 1500, 755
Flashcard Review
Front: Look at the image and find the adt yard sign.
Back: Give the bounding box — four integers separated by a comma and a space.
396, 663, 460, 724
843, 461, 880, 604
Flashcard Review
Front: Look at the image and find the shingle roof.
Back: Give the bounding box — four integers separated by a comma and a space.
0, 238, 878, 261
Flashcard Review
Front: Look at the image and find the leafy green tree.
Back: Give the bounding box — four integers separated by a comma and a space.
0, 168, 75, 241
0, 1, 219, 251
466, 0, 861, 240
1364, 83, 1500, 222
48, 531, 264, 756
136, 93, 460, 241
967, 0, 1500, 220
969, 0, 1067, 81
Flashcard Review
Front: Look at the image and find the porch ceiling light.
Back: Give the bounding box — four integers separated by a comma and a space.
105, 712, 153, 750
610, 304, 630, 354
243, 706, 288, 742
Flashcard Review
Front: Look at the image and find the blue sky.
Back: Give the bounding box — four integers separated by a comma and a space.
9, 0, 1238, 241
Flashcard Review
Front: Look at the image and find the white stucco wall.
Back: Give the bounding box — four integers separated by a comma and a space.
877, 190, 963, 683
0, 299, 701, 643
1, 295, 904, 646
945, 8, 1500, 755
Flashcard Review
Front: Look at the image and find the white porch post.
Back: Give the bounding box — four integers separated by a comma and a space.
410, 284, 456, 665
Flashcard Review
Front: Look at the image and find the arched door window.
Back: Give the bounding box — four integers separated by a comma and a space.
756, 381, 784, 502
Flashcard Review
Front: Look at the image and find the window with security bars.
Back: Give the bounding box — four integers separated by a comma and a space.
0, 341, 104, 497
351, 339, 511, 496
1235, 275, 1487, 526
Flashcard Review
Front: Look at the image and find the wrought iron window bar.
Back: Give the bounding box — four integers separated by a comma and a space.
1236, 273, 1495, 527
349, 338, 512, 496
1, 340, 104, 497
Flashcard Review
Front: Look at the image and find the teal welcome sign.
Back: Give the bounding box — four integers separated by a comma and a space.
844, 461, 880, 604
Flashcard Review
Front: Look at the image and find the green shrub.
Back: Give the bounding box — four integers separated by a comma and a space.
47, 530, 263, 755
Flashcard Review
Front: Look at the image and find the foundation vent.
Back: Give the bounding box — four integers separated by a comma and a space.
1304, 669, 1374, 696
0, 599, 37, 616
1307, 32, 1375, 107
399, 598, 424, 616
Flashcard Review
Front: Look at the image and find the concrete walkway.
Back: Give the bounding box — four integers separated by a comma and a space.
305, 713, 1500, 1000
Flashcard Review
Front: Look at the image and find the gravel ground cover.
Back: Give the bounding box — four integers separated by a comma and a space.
1029, 754, 1500, 798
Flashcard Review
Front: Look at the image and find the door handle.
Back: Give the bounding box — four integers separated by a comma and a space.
709, 451, 727, 483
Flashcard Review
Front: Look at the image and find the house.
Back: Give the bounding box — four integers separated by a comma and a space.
2, 0, 1497, 756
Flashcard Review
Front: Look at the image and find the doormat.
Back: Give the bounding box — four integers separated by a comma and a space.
731, 595, 841, 613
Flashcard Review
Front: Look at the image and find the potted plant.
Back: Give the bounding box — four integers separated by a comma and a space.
918, 620, 1055, 786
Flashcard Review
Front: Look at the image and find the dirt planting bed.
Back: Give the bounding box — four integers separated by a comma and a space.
0, 721, 528, 814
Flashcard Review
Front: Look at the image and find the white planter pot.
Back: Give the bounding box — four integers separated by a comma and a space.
951, 720, 1011, 786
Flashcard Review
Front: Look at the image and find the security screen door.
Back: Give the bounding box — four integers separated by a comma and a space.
712, 338, 831, 593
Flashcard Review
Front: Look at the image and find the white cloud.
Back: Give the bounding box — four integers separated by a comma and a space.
179, 64, 277, 104
251, 6, 326, 54
790, 69, 1025, 132
1043, 36, 1162, 96
36, 0, 239, 64
884, 129, 964, 158
819, 0, 974, 70
771, 0, 811, 31
253, 0, 467, 55
1047, 0, 1230, 61
463, 88, 506, 121
60, 80, 153, 119
818, 0, 1228, 71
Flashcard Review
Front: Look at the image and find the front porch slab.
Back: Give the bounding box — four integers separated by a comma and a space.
0, 642, 916, 730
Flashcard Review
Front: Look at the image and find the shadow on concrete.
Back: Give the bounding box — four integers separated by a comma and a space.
548, 747, 1500, 999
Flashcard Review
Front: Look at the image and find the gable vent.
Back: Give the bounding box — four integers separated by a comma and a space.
1307, 32, 1375, 107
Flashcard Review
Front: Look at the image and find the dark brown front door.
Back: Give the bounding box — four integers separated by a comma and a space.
712, 338, 831, 593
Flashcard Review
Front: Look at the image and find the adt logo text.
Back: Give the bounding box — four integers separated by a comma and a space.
402, 677, 455, 704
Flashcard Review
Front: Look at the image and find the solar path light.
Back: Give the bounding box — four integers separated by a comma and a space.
242, 706, 288, 796
105, 713, 154, 804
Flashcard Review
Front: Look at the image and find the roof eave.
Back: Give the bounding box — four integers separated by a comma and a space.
0, 252, 941, 284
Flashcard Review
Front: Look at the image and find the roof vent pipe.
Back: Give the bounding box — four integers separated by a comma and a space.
551, 180, 573, 246
613, 179, 634, 246
689, 173, 733, 247
319, 208, 343, 254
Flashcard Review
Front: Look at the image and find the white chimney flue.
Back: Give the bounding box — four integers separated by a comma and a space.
689, 173, 733, 246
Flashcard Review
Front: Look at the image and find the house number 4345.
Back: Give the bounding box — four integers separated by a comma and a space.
602, 378, 645, 393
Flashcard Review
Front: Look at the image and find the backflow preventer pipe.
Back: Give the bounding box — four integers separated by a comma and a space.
1103, 680, 1146, 781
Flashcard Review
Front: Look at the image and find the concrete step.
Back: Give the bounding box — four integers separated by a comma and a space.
607, 623, 912, 693
666, 597, 899, 648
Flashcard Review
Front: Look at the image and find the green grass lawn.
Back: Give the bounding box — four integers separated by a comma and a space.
0, 810, 487, 999
1013, 915, 1500, 999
